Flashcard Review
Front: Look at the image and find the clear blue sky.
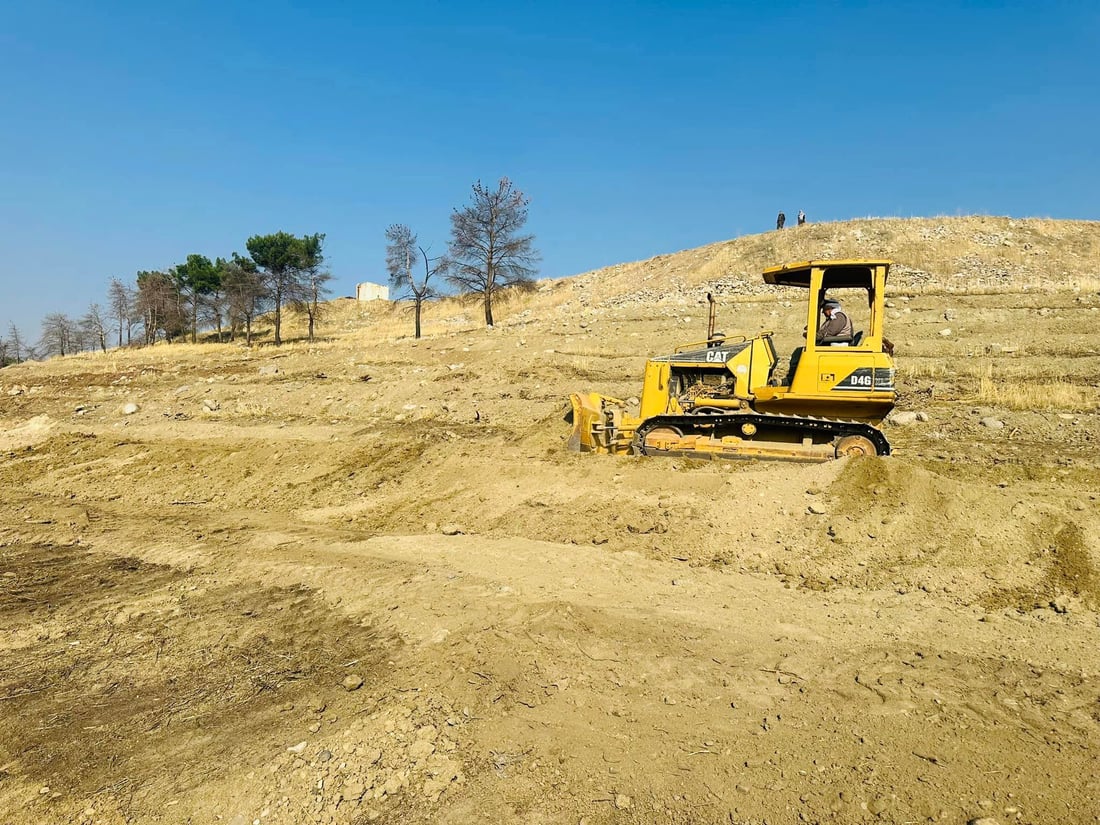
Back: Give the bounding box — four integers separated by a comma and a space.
2, 0, 1097, 341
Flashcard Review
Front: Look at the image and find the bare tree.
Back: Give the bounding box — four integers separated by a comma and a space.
201, 274, 228, 342
39, 313, 77, 358
385, 224, 446, 339
107, 278, 135, 347
6, 323, 25, 363
447, 177, 539, 327
81, 303, 110, 353
136, 270, 183, 344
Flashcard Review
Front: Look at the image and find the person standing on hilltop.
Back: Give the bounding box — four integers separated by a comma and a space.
776, 211, 786, 230
798, 210, 806, 226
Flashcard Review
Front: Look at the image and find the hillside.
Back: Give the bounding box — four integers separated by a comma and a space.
558, 216, 1100, 305
2, 216, 1099, 825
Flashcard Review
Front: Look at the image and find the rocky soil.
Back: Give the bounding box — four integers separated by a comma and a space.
2, 217, 1099, 824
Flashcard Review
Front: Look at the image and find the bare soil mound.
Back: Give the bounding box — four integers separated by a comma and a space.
2, 217, 1100, 824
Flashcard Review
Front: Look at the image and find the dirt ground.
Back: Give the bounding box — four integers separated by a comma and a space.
2, 234, 1100, 824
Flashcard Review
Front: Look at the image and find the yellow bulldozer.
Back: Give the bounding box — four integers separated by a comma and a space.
567, 259, 897, 462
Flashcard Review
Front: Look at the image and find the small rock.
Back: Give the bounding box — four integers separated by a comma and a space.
202, 398, 220, 412
807, 503, 827, 515
258, 365, 280, 376
967, 819, 1001, 825
343, 781, 366, 802
979, 417, 1005, 429
943, 309, 957, 321
939, 328, 952, 337
889, 411, 919, 426
614, 794, 633, 810
121, 403, 139, 415
287, 741, 308, 754
317, 749, 333, 763
441, 524, 464, 536
868, 796, 891, 815
342, 675, 364, 692
914, 411, 929, 422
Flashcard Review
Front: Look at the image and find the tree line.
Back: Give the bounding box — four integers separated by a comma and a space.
1, 176, 539, 364
0, 231, 329, 364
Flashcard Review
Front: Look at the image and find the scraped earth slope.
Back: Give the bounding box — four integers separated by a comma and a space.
2, 216, 1100, 825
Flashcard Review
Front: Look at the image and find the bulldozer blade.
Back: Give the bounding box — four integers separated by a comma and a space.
566, 392, 620, 453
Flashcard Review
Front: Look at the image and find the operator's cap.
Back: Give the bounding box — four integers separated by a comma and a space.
822, 299, 841, 309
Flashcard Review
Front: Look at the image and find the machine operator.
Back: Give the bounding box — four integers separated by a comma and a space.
816, 299, 853, 344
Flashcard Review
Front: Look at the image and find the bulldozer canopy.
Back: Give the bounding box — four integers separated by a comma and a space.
762, 259, 891, 290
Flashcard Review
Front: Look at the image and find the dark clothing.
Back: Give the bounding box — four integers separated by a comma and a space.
816, 309, 853, 343
776, 212, 786, 230
797, 210, 806, 226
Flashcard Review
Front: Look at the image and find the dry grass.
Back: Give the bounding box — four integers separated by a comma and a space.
975, 376, 1099, 411
905, 357, 1100, 385
231, 400, 273, 419
914, 359, 1100, 411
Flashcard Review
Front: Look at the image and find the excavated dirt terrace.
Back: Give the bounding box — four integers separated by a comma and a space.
2, 220, 1100, 824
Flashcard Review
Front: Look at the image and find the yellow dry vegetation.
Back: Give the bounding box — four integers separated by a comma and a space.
976, 375, 1099, 411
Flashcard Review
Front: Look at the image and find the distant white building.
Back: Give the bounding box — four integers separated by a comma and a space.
356, 282, 389, 302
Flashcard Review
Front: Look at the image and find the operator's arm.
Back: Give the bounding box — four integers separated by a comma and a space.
815, 317, 835, 343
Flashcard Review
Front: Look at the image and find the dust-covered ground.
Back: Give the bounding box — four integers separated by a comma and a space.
2, 231, 1100, 824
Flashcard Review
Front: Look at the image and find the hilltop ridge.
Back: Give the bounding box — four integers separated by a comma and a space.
554, 216, 1100, 309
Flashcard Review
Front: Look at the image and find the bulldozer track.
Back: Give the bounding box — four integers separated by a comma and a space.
632, 411, 890, 460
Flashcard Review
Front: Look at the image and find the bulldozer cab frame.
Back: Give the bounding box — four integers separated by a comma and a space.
754, 259, 895, 420
763, 259, 889, 353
